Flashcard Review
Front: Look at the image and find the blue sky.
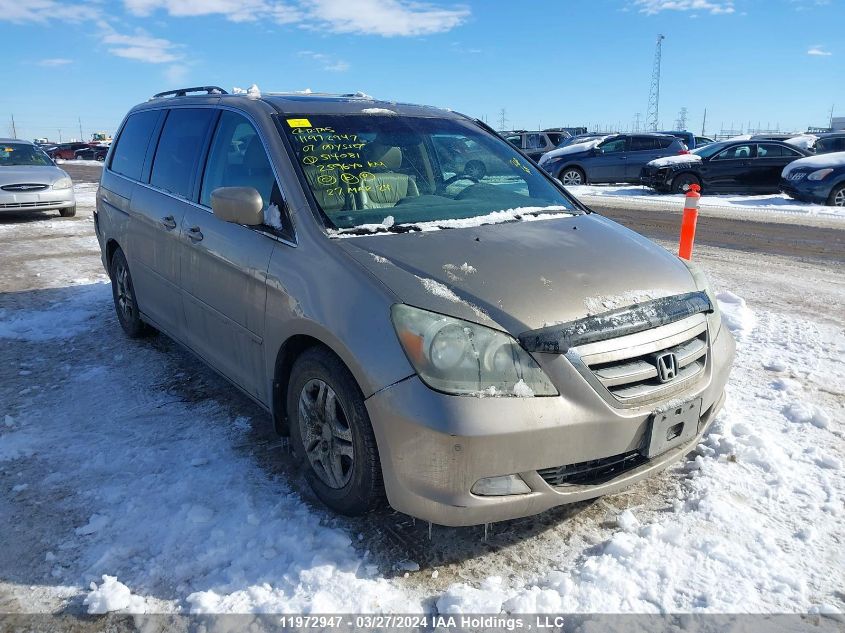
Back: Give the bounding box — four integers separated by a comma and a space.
2, 0, 842, 141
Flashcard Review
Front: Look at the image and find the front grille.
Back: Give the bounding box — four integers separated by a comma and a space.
573, 317, 708, 406
538, 451, 647, 487
1, 183, 48, 192
0, 201, 57, 208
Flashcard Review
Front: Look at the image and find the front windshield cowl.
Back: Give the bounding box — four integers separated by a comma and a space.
278, 113, 580, 235
327, 205, 577, 238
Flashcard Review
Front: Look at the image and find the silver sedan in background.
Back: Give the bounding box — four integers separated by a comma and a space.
0, 139, 76, 217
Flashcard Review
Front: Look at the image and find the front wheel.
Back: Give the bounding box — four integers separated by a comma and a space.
59, 205, 76, 217
110, 248, 153, 339
559, 167, 585, 186
287, 347, 384, 516
672, 173, 701, 194
828, 184, 845, 207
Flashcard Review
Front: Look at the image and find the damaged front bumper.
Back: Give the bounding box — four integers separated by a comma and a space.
365, 310, 735, 527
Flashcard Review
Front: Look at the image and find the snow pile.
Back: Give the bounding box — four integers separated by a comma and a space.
583, 288, 674, 316
0, 282, 106, 341
361, 108, 397, 115
512, 379, 535, 398
263, 203, 284, 230
646, 154, 702, 168
84, 576, 147, 614
782, 151, 845, 178
330, 206, 575, 237
716, 291, 757, 338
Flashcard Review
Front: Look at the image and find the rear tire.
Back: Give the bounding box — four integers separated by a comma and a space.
828, 184, 845, 207
287, 347, 384, 516
110, 248, 153, 339
59, 205, 76, 217
559, 167, 585, 186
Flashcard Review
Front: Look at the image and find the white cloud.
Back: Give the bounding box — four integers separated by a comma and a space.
298, 51, 350, 72
164, 63, 190, 84
305, 0, 470, 36
635, 0, 735, 14
123, 0, 469, 36
103, 30, 182, 64
807, 45, 832, 56
124, 0, 297, 22
0, 0, 99, 23
37, 58, 73, 67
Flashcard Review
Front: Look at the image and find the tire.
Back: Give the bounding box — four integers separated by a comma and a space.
109, 248, 153, 339
287, 347, 384, 516
828, 183, 845, 207
559, 167, 585, 186
672, 173, 701, 194
59, 205, 76, 218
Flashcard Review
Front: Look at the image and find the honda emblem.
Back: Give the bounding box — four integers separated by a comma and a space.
656, 353, 678, 383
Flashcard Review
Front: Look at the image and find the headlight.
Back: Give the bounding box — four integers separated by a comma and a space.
682, 260, 722, 337
52, 177, 72, 190
391, 304, 558, 397
808, 168, 834, 181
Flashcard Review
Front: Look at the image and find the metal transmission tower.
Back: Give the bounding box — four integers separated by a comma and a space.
646, 35, 665, 131
675, 107, 688, 130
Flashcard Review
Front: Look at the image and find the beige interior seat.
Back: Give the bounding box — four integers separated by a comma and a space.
303, 164, 353, 212
360, 144, 419, 209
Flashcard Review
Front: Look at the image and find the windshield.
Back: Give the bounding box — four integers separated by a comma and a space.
0, 143, 53, 167
280, 114, 579, 231
692, 141, 730, 159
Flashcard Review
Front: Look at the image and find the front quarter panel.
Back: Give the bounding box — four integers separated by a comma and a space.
263, 231, 415, 401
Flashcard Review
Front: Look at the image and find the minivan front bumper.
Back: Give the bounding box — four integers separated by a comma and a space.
365, 321, 735, 526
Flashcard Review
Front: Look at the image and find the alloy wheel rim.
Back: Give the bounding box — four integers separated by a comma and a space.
835, 188, 845, 207
298, 379, 354, 489
115, 262, 135, 321
562, 171, 582, 186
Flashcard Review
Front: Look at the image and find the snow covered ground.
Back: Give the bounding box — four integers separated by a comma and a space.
568, 184, 845, 221
1, 183, 843, 617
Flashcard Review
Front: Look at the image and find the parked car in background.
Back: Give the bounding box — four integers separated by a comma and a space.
48, 142, 92, 160
502, 130, 569, 160
780, 151, 845, 207
539, 133, 685, 185
74, 145, 109, 161
695, 136, 715, 147
658, 131, 695, 149
786, 132, 845, 155
640, 139, 810, 194
0, 138, 76, 216
95, 87, 733, 526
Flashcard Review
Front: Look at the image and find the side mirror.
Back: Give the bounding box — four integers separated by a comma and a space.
591, 147, 602, 155
211, 187, 263, 225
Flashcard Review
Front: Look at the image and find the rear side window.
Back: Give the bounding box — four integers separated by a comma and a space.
110, 110, 159, 180
630, 136, 658, 151
150, 108, 216, 199
658, 136, 676, 149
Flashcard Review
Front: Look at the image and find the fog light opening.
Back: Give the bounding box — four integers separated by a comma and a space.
471, 474, 531, 496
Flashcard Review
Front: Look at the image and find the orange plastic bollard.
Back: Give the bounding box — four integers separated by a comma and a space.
678, 183, 701, 260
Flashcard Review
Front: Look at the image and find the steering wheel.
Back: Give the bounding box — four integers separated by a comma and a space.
441, 160, 487, 189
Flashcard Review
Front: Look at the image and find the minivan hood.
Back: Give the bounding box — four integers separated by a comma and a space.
337, 214, 696, 336
0, 165, 66, 186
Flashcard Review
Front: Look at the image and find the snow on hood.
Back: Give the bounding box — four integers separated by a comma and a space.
539, 138, 607, 163
647, 154, 703, 168
782, 151, 845, 177
785, 134, 817, 150
336, 214, 696, 333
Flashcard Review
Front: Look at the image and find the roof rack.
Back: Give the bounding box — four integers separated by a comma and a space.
152, 86, 228, 99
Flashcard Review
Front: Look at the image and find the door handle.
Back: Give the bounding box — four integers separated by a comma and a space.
187, 226, 204, 242
160, 215, 177, 230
